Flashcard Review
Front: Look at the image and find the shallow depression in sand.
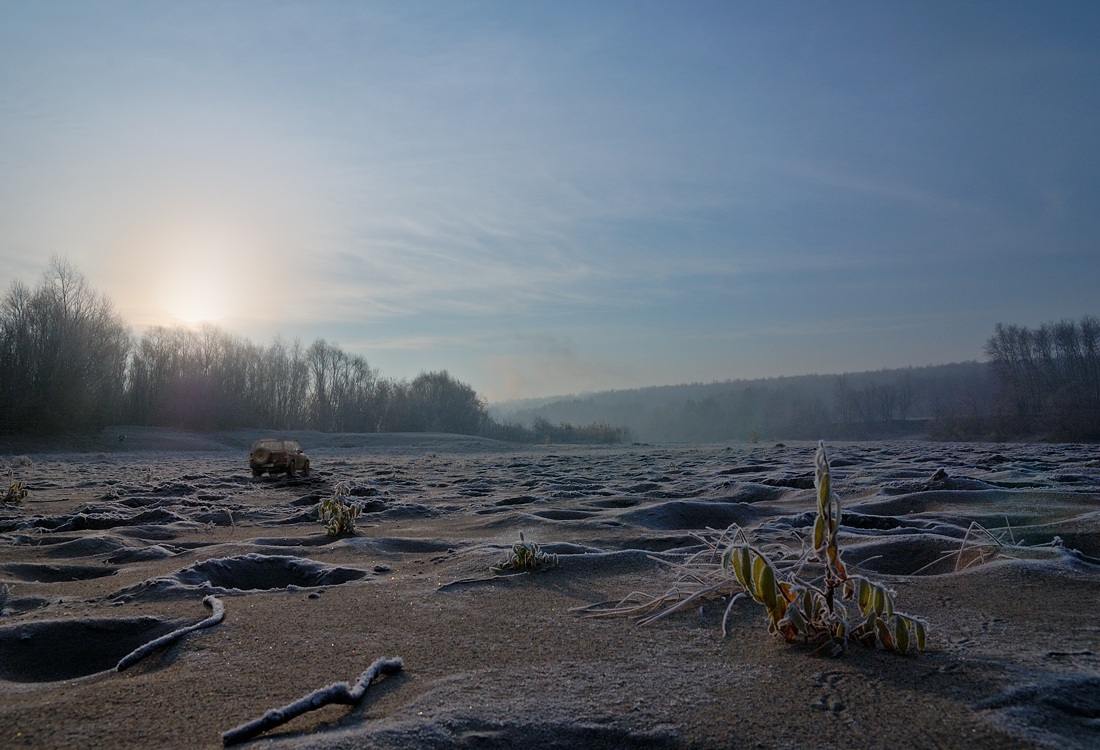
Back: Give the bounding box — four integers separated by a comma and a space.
0, 616, 181, 682
2, 562, 119, 583
171, 553, 367, 592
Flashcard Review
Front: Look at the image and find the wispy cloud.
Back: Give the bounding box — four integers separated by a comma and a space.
2, 4, 1098, 399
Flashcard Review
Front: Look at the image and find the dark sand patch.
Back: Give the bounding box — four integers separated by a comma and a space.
2, 563, 119, 583
0, 616, 181, 682
113, 554, 368, 599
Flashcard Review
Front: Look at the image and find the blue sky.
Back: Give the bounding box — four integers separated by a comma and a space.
2, 2, 1098, 402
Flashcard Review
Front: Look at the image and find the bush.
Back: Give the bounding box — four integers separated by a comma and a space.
319, 482, 362, 536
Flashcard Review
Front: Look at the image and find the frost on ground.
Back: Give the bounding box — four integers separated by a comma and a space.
0, 432, 1098, 750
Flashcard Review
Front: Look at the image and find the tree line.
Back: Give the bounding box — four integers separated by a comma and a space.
6, 260, 1094, 443
499, 362, 996, 444
499, 316, 1100, 443
984, 316, 1100, 440
0, 259, 626, 443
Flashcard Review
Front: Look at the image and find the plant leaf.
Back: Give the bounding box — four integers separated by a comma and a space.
782, 602, 807, 634
756, 559, 777, 611
857, 578, 871, 613
895, 617, 910, 654
872, 585, 886, 616
812, 637, 844, 658
875, 618, 894, 650
912, 618, 927, 652
737, 547, 753, 591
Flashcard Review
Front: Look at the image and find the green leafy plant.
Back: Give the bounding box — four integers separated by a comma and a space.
319, 482, 362, 536
721, 442, 926, 655
578, 442, 927, 656
490, 531, 558, 574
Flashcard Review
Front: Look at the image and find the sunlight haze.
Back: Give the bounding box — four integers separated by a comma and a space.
2, 1, 1098, 402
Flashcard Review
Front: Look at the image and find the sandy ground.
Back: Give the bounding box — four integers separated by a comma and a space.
1, 428, 1098, 749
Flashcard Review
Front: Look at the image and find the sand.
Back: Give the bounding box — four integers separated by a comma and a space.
1, 429, 1098, 749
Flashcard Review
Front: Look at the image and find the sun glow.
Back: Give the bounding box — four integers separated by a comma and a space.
102, 211, 299, 334
163, 275, 229, 325
154, 231, 250, 326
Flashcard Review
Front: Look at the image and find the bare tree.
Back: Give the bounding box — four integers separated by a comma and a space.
985, 316, 1100, 438
0, 257, 131, 433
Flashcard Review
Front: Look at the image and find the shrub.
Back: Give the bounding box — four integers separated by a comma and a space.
490, 531, 557, 574
319, 482, 362, 536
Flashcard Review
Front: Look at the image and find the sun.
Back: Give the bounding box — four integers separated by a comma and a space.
156, 234, 247, 326
163, 274, 229, 325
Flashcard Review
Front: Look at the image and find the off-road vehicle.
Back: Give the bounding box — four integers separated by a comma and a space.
249, 438, 311, 477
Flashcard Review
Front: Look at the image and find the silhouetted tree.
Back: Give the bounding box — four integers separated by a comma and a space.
408, 371, 488, 435
985, 316, 1100, 439
0, 257, 131, 434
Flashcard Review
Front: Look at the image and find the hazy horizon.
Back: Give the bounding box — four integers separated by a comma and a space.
3, 3, 1098, 402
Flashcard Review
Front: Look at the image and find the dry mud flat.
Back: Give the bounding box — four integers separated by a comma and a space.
1, 431, 1098, 749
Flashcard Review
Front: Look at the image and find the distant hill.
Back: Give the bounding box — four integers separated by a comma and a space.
490, 362, 994, 443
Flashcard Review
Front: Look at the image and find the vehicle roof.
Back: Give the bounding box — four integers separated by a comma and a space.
251, 438, 302, 450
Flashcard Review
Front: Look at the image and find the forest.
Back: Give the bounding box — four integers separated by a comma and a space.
496, 316, 1100, 444
984, 317, 1100, 440
494, 362, 996, 444
2, 259, 1096, 443
0, 259, 625, 443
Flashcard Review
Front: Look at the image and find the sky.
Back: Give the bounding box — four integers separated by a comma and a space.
1, 2, 1098, 403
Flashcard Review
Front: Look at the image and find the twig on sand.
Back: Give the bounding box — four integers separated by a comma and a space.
438, 568, 551, 589
116, 595, 226, 671
221, 656, 404, 747
438, 574, 505, 589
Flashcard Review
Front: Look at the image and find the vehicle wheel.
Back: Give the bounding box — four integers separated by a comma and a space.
303, 461, 311, 476
253, 448, 270, 464
252, 468, 262, 477
286, 464, 296, 478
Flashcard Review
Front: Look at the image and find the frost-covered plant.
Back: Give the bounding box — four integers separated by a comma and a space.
491, 531, 557, 574
3, 470, 26, 504
723, 442, 926, 655
578, 442, 927, 657
320, 481, 362, 536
